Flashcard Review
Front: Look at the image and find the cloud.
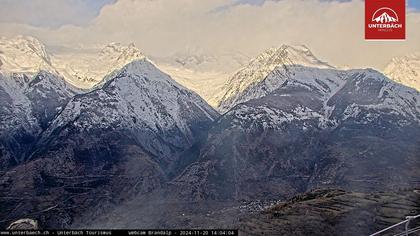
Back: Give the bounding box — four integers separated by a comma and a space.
0, 0, 116, 28
1, 0, 420, 70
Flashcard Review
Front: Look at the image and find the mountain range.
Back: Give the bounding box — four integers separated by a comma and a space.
0, 36, 218, 227
71, 44, 419, 232
0, 36, 419, 233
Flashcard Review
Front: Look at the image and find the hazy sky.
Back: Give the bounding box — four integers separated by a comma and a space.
0, 0, 419, 70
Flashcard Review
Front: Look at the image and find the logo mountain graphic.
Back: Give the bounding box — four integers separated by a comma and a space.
373, 12, 398, 23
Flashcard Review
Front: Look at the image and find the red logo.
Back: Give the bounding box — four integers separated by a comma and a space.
365, 0, 406, 40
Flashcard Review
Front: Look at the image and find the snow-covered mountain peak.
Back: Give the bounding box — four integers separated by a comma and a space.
215, 43, 420, 117
95, 58, 169, 88
0, 35, 50, 61
384, 53, 420, 91
42, 56, 218, 157
99, 42, 144, 61
215, 45, 334, 110
52, 42, 146, 89
0, 35, 55, 74
117, 58, 163, 77
254, 44, 333, 70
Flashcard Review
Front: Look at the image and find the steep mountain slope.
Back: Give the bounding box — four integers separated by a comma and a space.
0, 58, 219, 228
0, 70, 79, 171
171, 65, 420, 202
1, 36, 419, 232
52, 43, 145, 89
384, 53, 420, 91
0, 72, 37, 170
79, 56, 420, 230
216, 45, 333, 112
38, 58, 218, 161
239, 188, 420, 236
25, 71, 80, 129
0, 37, 81, 171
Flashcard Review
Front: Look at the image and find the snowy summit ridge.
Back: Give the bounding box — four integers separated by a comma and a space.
216, 44, 333, 111
53, 42, 146, 89
40, 58, 218, 160
0, 36, 148, 90
0, 35, 56, 74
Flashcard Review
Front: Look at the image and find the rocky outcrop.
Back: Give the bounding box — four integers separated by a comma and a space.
239, 189, 420, 236
7, 219, 39, 230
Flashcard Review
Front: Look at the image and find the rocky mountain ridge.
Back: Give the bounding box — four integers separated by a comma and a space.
69, 46, 420, 231
0, 37, 419, 231
0, 36, 56, 74
216, 45, 334, 111
0, 45, 219, 228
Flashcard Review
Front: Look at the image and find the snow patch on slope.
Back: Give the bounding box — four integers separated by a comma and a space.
228, 104, 327, 131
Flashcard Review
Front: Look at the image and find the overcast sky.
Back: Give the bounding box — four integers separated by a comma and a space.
0, 0, 419, 70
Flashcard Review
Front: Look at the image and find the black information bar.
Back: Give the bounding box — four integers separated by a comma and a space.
0, 230, 238, 236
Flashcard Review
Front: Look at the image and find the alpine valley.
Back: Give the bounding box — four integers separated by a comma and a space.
0, 36, 419, 235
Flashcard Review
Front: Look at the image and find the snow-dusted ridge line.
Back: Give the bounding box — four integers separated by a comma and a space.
1, 36, 221, 166
31, 58, 219, 162
1, 35, 419, 121
0, 35, 200, 95
44, 58, 218, 133
0, 35, 219, 138
215, 45, 420, 130
0, 35, 56, 74
216, 43, 420, 121
52, 42, 146, 89
216, 44, 334, 111
0, 35, 149, 90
